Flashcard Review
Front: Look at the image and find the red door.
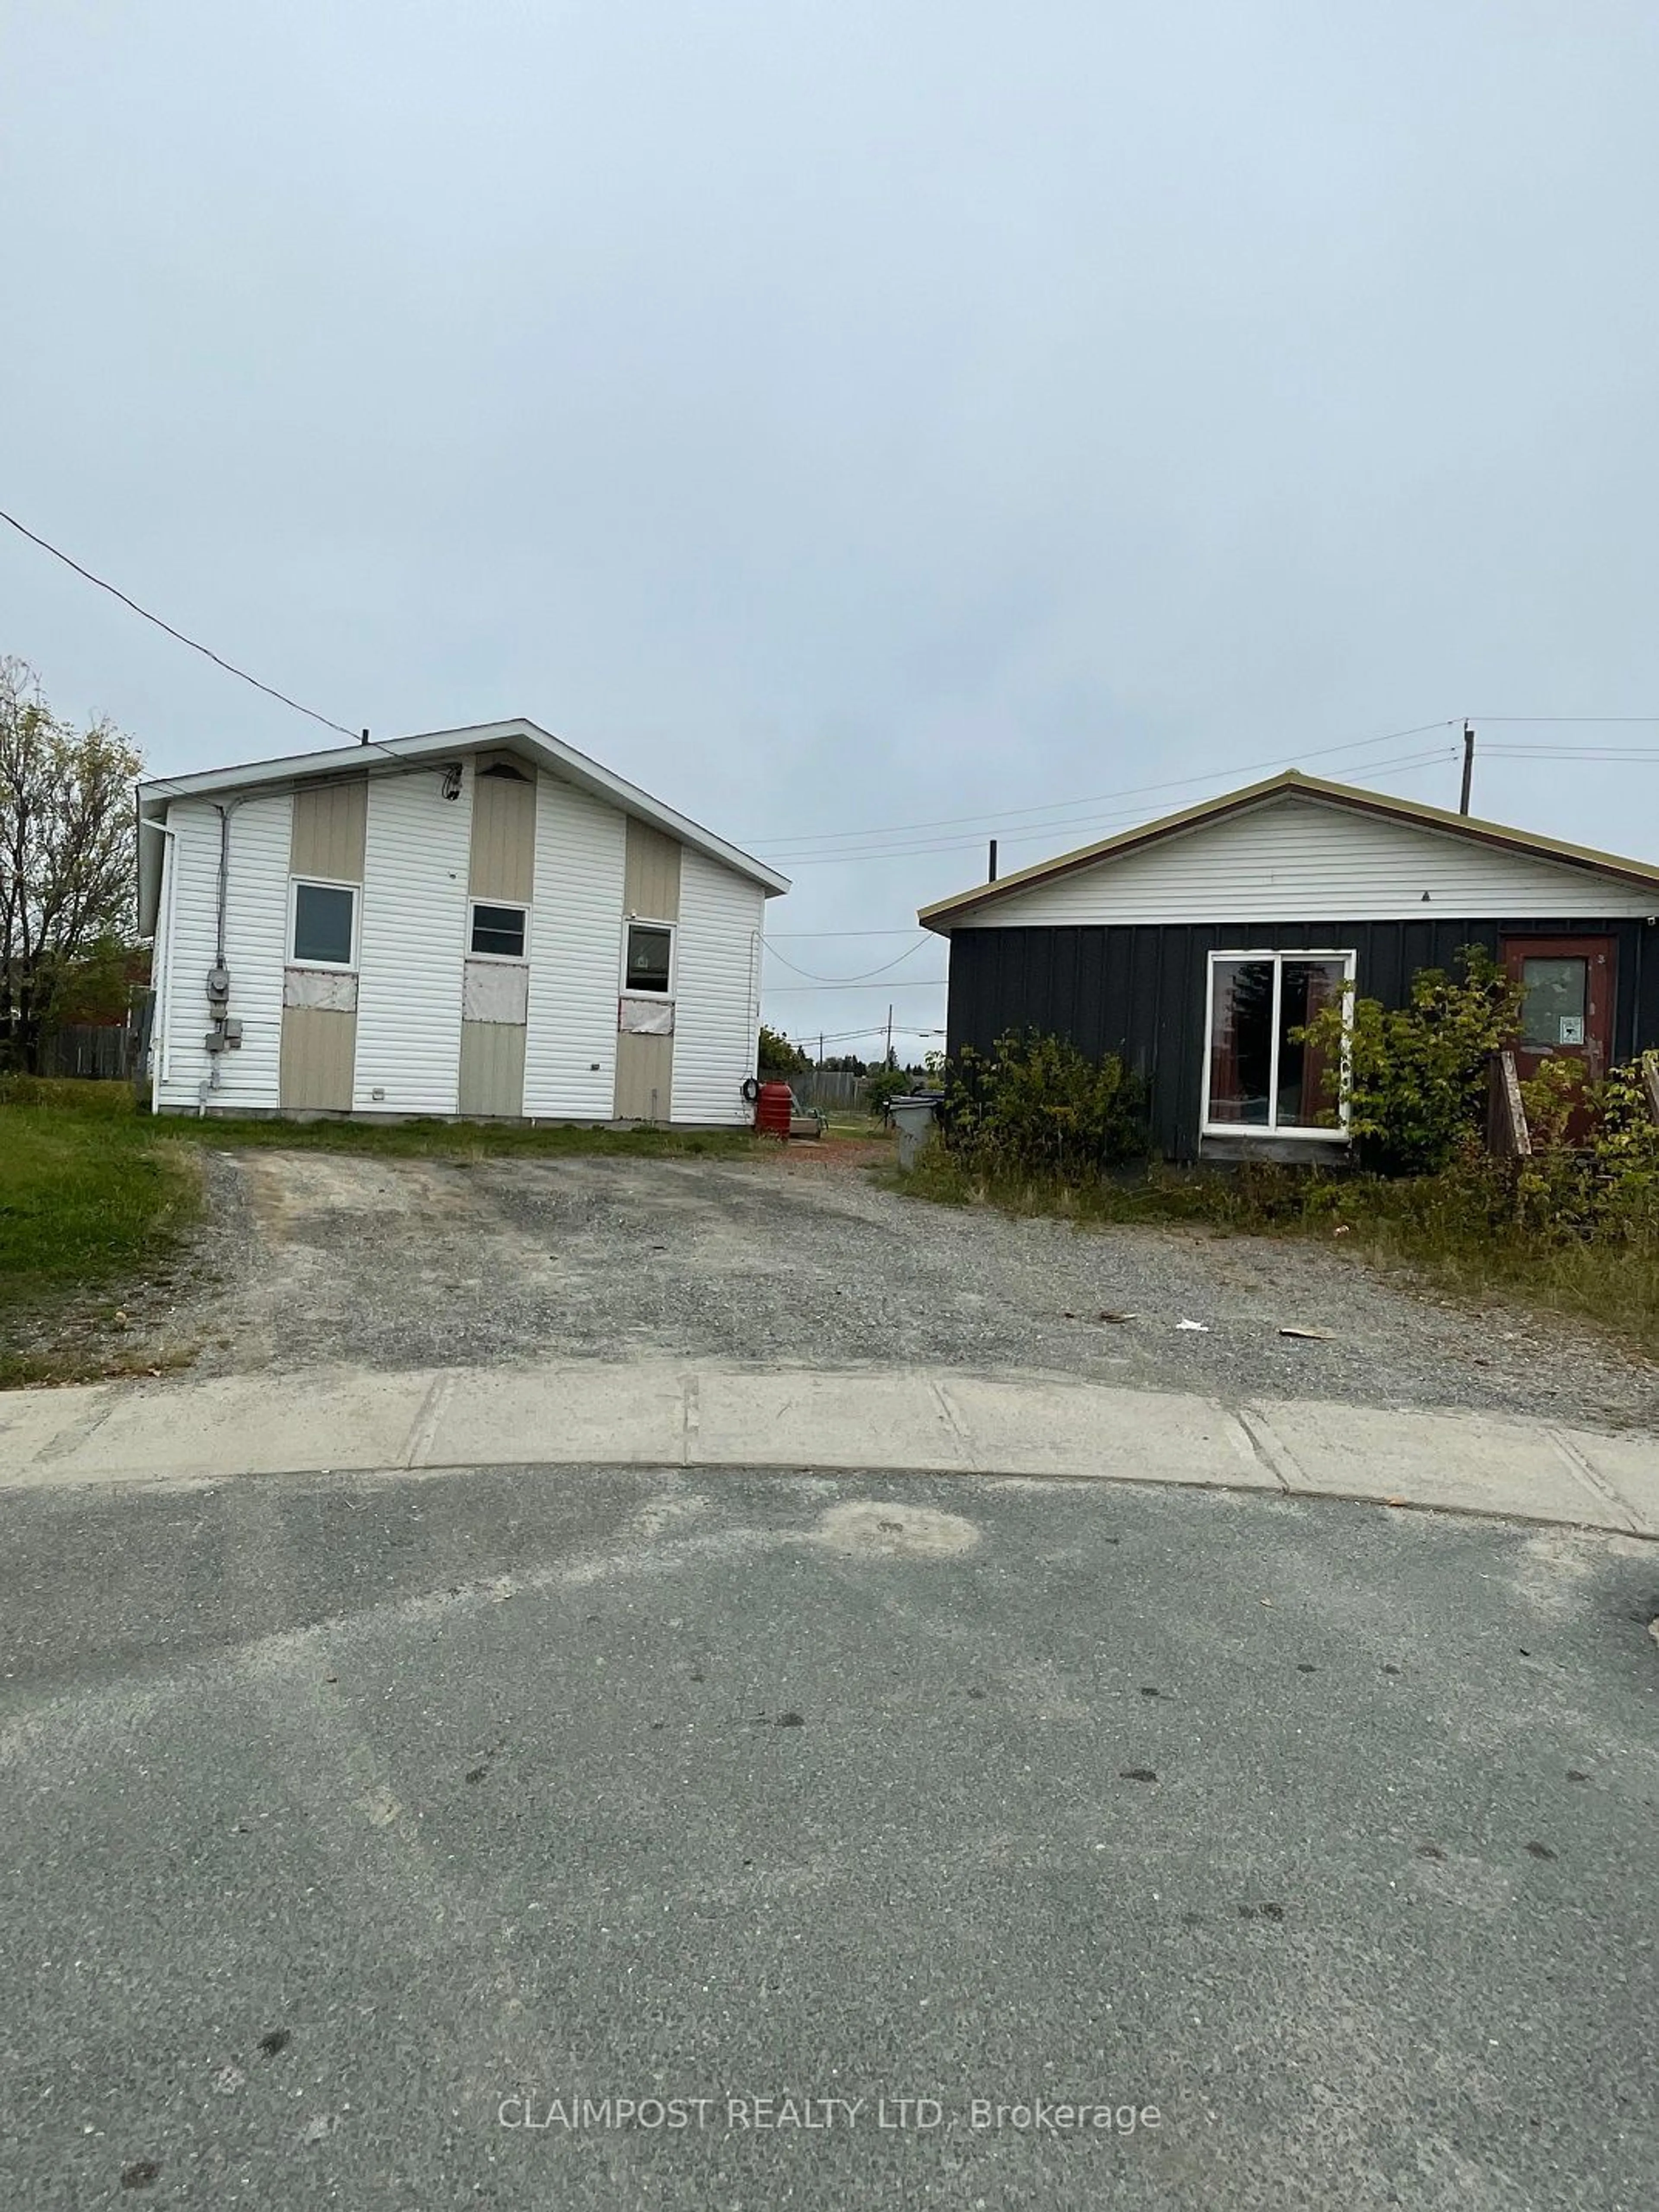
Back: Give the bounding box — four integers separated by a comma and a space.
1501, 936, 1615, 1085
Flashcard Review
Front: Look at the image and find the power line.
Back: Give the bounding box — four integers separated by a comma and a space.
1483, 745, 1659, 760
747, 715, 1659, 859
744, 719, 1458, 850
763, 977, 947, 993
760, 744, 1456, 863
1, 503, 361, 741
768, 743, 1458, 866
764, 937, 933, 983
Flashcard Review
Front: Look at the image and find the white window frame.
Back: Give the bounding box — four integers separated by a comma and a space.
620, 915, 676, 999
467, 897, 531, 964
1200, 948, 1356, 1141
288, 876, 360, 972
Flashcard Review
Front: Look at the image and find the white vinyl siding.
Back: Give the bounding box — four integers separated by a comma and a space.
353, 768, 473, 1112
153, 794, 290, 1111
956, 794, 1659, 928
671, 850, 765, 1125
523, 774, 627, 1119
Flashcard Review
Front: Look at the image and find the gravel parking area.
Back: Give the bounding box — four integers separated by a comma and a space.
173, 1148, 1659, 1429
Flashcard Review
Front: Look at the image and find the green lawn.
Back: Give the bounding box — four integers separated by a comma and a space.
0, 1086, 202, 1382
3, 1078, 763, 1161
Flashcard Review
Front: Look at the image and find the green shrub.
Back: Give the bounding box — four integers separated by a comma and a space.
1503, 1055, 1659, 1246
1299, 946, 1520, 1176
864, 1065, 909, 1120
938, 1032, 1147, 1180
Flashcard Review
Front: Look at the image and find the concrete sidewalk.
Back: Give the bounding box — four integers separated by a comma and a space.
0, 1360, 1654, 1535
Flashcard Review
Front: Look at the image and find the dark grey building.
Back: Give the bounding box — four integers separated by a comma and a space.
921, 771, 1659, 1163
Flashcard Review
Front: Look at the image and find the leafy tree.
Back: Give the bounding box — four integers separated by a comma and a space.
1298, 946, 1521, 1176
757, 1023, 810, 1075
1, 659, 144, 1071
47, 936, 149, 1028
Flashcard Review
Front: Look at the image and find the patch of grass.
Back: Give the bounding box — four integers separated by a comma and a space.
2, 1080, 763, 1165
4, 1081, 762, 1166
0, 1091, 202, 1334
0, 1341, 198, 1392
149, 1112, 761, 1163
903, 1147, 1659, 1358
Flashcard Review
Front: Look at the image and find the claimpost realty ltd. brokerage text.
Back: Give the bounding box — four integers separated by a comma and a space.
499, 2094, 1162, 2138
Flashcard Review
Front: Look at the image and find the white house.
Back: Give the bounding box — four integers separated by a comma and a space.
137, 719, 789, 1124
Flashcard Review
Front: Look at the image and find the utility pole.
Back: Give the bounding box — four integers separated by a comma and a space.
817, 1031, 823, 1070
885, 1003, 894, 1069
1459, 721, 1475, 815
988, 837, 998, 883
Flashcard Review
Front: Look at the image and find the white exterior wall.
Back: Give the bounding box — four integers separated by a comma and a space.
154, 793, 290, 1111
956, 795, 1659, 928
523, 774, 627, 1119
353, 769, 473, 1112
672, 849, 765, 1125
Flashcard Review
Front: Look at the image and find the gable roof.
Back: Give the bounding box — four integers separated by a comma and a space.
136, 717, 790, 934
918, 768, 1659, 931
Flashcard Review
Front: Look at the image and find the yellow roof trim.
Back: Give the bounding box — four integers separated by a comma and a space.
917, 769, 1659, 929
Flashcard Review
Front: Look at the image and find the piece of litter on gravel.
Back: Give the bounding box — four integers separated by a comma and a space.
1278, 1325, 1336, 1341
1175, 1319, 1210, 1332
1097, 1311, 1138, 1324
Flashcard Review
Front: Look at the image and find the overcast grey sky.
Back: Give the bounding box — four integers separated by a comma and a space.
5, 1, 1658, 1057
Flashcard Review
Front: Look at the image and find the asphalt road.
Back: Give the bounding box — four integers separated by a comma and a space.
2, 1465, 1656, 2210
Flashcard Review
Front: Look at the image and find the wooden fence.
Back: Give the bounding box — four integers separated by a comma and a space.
39, 1016, 141, 1081
761, 1069, 872, 1113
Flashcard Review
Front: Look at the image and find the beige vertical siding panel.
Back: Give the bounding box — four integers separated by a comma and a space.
458, 1020, 527, 1116
280, 1007, 357, 1109
468, 760, 537, 903
290, 777, 367, 883
623, 820, 681, 921
614, 1031, 674, 1120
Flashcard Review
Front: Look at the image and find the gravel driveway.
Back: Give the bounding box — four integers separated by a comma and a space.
171, 1147, 1658, 1430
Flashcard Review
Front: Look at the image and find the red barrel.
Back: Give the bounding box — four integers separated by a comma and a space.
754, 1081, 794, 1138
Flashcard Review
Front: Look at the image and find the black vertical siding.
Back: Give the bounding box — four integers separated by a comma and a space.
944, 917, 1659, 1163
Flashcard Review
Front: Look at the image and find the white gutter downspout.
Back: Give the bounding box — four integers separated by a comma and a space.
139, 816, 178, 1114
